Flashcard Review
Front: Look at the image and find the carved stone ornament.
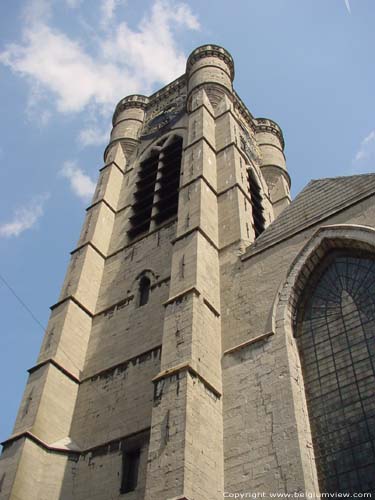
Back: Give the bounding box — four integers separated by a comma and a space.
239, 124, 262, 164
141, 95, 186, 140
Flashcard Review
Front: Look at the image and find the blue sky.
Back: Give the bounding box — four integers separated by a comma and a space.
0, 0, 374, 443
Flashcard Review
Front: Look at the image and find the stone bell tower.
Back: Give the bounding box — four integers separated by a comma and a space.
0, 45, 292, 500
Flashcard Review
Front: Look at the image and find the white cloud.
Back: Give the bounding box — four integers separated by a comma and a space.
100, 0, 120, 27
100, 1, 200, 84
0, 24, 129, 113
60, 160, 96, 201
351, 130, 375, 174
354, 130, 375, 162
23, 0, 52, 25
0, 0, 199, 128
344, 0, 351, 14
0, 194, 49, 238
79, 125, 110, 146
26, 83, 52, 125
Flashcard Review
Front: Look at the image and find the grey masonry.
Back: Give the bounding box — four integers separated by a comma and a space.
1, 44, 374, 500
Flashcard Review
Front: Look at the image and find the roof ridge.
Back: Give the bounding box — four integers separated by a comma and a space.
243, 173, 375, 259
309, 172, 375, 182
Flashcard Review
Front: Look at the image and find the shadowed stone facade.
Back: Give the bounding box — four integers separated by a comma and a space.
1, 45, 374, 500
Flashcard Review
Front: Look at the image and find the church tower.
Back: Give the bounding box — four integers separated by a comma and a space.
2, 45, 375, 499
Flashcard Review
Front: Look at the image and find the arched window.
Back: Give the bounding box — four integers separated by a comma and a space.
296, 251, 375, 494
128, 151, 159, 238
138, 276, 151, 307
128, 135, 183, 239
154, 136, 183, 225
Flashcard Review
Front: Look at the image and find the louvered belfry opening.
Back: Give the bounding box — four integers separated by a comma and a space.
154, 136, 183, 225
127, 135, 183, 239
128, 151, 159, 238
248, 168, 265, 238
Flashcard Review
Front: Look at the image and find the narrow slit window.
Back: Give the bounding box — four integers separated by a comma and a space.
138, 276, 151, 307
120, 448, 140, 494
247, 168, 265, 238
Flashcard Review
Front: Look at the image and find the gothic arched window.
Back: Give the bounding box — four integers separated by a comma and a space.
138, 276, 151, 307
154, 136, 183, 225
296, 251, 375, 494
128, 151, 159, 238
128, 135, 183, 239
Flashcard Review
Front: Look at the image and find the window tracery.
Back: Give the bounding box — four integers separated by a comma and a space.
296, 251, 375, 493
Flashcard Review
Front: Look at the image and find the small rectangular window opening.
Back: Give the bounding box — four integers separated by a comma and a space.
121, 448, 140, 494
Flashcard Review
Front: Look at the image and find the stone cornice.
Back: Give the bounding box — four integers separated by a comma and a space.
115, 203, 132, 214
70, 241, 106, 260
114, 116, 144, 127
183, 135, 216, 154
66, 277, 167, 318
179, 174, 217, 197
257, 141, 285, 155
217, 182, 253, 204
1, 431, 80, 455
223, 331, 274, 356
187, 63, 232, 84
50, 295, 94, 318
172, 225, 219, 252
107, 218, 177, 260
260, 163, 292, 189
163, 286, 200, 306
103, 137, 139, 163
27, 346, 163, 390
152, 362, 222, 399
28, 358, 81, 383
82, 345, 162, 382
85, 197, 116, 214
163, 285, 220, 317
99, 160, 125, 174
1, 428, 151, 456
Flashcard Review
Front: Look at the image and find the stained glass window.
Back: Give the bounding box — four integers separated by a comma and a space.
296, 251, 375, 494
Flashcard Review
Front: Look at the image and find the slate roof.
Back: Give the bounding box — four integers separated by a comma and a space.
243, 173, 375, 259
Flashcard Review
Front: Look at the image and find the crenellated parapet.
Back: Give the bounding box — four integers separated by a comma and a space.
112, 94, 149, 125
186, 44, 234, 111
105, 94, 149, 162
186, 44, 234, 79
254, 117, 285, 149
